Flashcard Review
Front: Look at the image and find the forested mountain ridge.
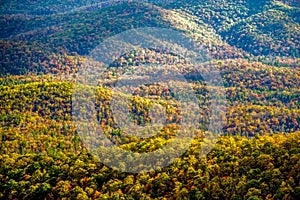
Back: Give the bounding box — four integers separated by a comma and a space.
0, 0, 299, 199
1, 0, 299, 75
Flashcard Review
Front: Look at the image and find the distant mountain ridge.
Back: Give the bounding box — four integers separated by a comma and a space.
0, 0, 299, 75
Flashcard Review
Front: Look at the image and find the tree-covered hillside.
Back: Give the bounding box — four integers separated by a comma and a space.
0, 0, 299, 199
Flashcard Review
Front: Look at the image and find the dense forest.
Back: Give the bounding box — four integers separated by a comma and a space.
0, 0, 299, 199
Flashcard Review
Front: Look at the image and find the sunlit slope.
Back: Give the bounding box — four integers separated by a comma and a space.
1, 2, 243, 75
169, 0, 299, 57
1, 3, 173, 55
1, 1, 229, 53
0, 78, 300, 199
1, 58, 299, 138
2, 0, 299, 75
1, 0, 299, 59
224, 2, 300, 56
